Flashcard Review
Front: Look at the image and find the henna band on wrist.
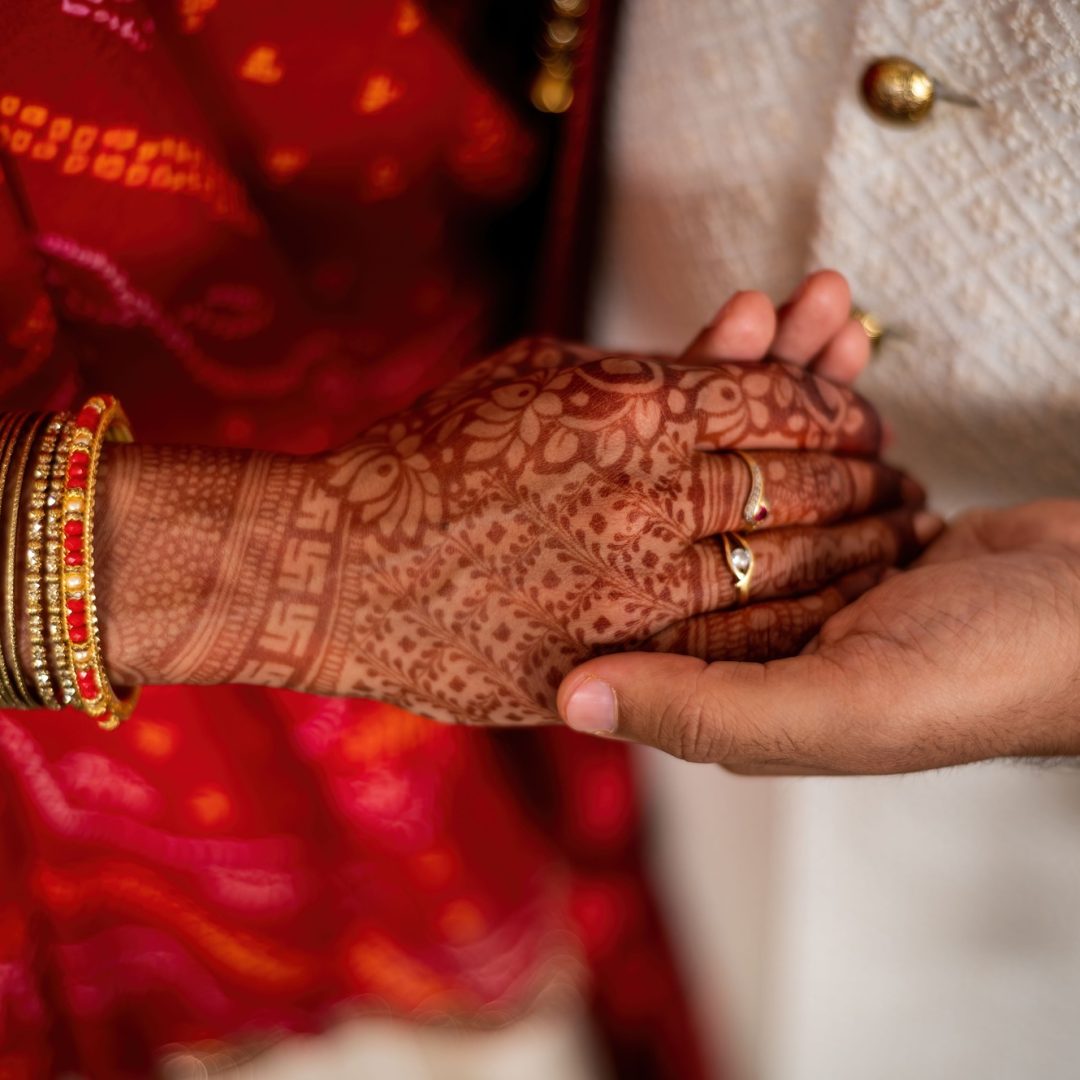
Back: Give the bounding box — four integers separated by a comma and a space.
57, 396, 140, 729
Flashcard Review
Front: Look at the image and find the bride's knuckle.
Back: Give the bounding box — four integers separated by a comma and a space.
781, 530, 818, 579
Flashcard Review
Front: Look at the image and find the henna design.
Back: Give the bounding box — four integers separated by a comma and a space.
94, 445, 310, 687
642, 570, 879, 664
92, 338, 904, 725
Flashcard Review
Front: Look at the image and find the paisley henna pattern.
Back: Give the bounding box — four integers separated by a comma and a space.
95, 338, 911, 726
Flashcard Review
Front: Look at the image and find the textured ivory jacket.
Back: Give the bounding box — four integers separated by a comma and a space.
592, 1, 1080, 1077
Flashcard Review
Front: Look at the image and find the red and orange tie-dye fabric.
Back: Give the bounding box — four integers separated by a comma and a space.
0, 2, 707, 1077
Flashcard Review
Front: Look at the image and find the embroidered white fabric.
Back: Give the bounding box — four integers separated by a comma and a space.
591, 2, 1080, 1078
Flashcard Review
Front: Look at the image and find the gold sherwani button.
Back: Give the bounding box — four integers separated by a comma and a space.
861, 56, 935, 123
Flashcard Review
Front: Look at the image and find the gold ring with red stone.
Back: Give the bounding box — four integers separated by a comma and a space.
733, 450, 770, 530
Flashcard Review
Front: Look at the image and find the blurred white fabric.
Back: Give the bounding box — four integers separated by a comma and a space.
591, 1, 1080, 1078
161, 1010, 606, 1080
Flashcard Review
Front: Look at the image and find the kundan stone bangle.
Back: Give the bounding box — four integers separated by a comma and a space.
45, 417, 77, 707
57, 395, 140, 729
26, 414, 67, 710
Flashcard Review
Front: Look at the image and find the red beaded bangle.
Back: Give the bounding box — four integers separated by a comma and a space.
57, 395, 139, 729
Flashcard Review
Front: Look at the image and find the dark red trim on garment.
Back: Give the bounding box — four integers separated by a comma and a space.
529, 0, 622, 338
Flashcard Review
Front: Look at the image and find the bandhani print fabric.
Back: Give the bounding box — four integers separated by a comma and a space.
0, 2, 709, 1077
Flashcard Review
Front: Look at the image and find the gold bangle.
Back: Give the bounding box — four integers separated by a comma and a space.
58, 396, 139, 729
45, 417, 77, 707
25, 415, 66, 710
0, 412, 31, 708
4, 412, 47, 707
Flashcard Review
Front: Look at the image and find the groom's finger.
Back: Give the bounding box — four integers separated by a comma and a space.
771, 269, 852, 365
682, 290, 777, 362
811, 317, 872, 384
556, 647, 857, 768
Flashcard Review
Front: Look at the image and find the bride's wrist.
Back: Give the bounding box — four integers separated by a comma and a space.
94, 441, 318, 689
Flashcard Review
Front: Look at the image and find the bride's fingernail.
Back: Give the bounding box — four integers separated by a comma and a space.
913, 511, 945, 543
563, 677, 618, 735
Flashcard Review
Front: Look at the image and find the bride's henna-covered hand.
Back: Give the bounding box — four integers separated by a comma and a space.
95, 338, 920, 725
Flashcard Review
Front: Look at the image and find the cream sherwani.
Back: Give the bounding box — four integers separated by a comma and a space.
592, 2, 1080, 1078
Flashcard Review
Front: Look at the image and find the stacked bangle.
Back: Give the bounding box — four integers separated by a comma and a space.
45, 417, 77, 707
0, 396, 137, 729
26, 415, 67, 710
0, 411, 32, 708
5, 412, 47, 707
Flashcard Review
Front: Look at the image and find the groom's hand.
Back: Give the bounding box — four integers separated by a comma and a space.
557, 500, 1080, 775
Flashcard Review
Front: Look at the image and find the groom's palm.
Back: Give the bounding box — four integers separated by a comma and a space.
800, 504, 1080, 772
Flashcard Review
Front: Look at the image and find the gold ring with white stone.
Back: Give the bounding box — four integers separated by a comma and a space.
733, 450, 770, 530
721, 533, 754, 605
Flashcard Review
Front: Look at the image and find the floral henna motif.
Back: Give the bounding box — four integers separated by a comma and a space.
91, 338, 904, 726
307, 339, 886, 723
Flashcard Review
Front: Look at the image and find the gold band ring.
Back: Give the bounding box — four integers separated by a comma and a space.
721, 532, 754, 605
734, 450, 770, 530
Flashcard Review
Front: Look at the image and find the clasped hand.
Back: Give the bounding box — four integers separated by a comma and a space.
556, 276, 1080, 774
320, 272, 929, 726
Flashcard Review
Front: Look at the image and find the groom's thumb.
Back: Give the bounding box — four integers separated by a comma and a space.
556, 652, 849, 770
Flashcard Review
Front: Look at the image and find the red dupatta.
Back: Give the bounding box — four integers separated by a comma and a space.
0, 2, 712, 1076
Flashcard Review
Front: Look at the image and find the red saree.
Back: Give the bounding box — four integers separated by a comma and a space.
0, 2, 710, 1076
